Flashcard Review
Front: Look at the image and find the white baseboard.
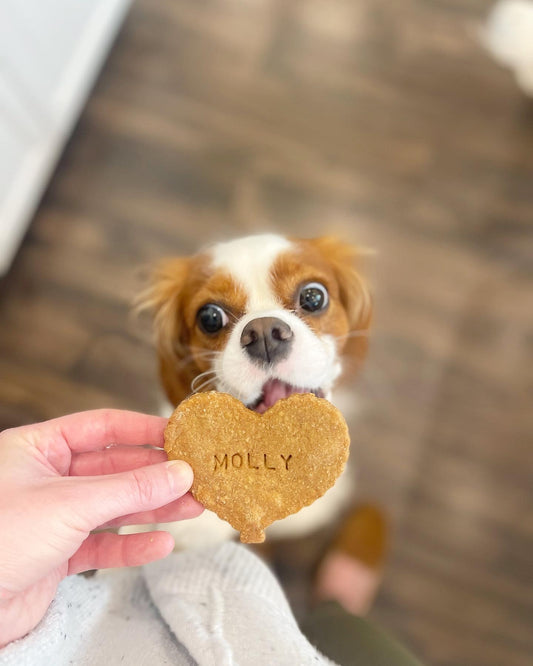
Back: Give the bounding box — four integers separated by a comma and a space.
0, 0, 131, 276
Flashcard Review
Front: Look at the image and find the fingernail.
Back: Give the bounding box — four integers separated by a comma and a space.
166, 460, 193, 493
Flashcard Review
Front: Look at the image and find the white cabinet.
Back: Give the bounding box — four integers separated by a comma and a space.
0, 0, 131, 275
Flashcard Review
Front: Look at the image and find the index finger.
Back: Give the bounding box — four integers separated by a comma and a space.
48, 409, 168, 453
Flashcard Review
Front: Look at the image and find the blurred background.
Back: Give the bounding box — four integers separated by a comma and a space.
0, 1, 532, 664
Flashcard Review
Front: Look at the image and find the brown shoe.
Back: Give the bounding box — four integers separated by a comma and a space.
313, 503, 388, 616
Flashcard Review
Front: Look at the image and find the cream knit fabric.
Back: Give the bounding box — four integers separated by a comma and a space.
0, 543, 334, 666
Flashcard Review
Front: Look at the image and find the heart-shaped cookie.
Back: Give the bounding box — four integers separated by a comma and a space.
164, 391, 350, 543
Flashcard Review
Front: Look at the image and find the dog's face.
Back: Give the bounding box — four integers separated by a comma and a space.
144, 234, 371, 410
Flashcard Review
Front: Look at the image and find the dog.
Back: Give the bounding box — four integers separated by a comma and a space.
139, 233, 372, 547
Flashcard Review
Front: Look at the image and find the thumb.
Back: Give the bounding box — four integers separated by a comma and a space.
63, 460, 194, 532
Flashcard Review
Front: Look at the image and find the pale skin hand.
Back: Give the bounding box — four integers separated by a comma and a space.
0, 409, 204, 648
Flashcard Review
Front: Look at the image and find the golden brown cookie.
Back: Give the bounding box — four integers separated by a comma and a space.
164, 391, 350, 543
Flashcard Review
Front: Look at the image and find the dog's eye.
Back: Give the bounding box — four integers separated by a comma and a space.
197, 304, 229, 334
298, 282, 329, 313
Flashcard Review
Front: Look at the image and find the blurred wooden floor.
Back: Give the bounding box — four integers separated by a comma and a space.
1, 1, 532, 664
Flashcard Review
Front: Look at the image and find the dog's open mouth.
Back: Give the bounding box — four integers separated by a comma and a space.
248, 378, 325, 414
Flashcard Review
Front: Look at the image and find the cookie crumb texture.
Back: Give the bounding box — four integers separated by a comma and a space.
164, 391, 350, 543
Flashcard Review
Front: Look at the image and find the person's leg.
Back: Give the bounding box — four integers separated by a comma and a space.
302, 504, 424, 666
302, 601, 423, 666
313, 504, 386, 615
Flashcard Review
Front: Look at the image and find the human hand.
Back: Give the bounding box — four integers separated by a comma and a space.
0, 409, 203, 647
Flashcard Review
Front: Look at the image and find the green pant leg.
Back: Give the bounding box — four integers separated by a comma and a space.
301, 601, 424, 666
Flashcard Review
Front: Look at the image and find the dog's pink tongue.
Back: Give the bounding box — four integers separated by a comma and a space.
262, 379, 291, 409
253, 379, 309, 414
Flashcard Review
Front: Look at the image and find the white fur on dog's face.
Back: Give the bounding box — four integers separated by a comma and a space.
209, 235, 342, 408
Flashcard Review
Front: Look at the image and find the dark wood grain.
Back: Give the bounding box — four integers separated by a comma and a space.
1, 1, 532, 664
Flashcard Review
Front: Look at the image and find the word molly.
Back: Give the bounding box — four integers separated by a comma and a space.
213, 452, 293, 472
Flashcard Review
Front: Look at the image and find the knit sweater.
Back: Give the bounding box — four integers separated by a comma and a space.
0, 543, 334, 666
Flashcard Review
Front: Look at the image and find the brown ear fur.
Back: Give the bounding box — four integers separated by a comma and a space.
307, 236, 372, 372
137, 257, 200, 406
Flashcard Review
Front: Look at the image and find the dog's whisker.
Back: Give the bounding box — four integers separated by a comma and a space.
175, 349, 221, 370
191, 381, 215, 394
190, 352, 220, 361
188, 346, 222, 356
175, 354, 197, 370
186, 350, 221, 360
191, 369, 217, 384
191, 378, 217, 393
191, 370, 218, 393
175, 354, 209, 370
335, 329, 370, 342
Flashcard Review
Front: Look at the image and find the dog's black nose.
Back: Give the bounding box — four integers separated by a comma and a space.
240, 317, 294, 365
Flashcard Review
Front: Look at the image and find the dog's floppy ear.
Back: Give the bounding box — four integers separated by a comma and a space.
308, 236, 373, 366
137, 257, 198, 406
